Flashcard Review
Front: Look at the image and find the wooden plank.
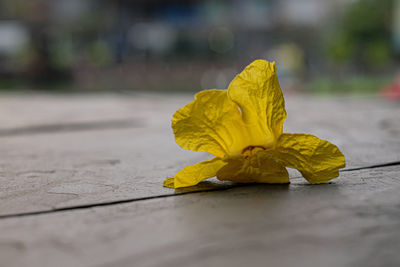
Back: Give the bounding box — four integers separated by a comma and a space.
1, 94, 398, 165
284, 96, 400, 167
0, 166, 399, 267
0, 128, 223, 215
0, 93, 189, 130
0, 94, 399, 216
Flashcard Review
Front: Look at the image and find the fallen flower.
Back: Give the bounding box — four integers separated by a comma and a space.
164, 60, 345, 188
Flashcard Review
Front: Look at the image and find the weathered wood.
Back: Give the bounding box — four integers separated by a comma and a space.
0, 166, 399, 267
0, 94, 399, 216
284, 96, 400, 167
0, 93, 399, 267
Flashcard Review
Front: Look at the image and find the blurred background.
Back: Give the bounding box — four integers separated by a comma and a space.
0, 0, 399, 95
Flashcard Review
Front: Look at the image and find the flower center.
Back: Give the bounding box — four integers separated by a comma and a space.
241, 146, 265, 159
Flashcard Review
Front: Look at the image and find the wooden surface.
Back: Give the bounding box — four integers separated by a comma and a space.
0, 92, 399, 267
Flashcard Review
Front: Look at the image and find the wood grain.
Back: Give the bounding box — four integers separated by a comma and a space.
0, 166, 399, 267
0, 93, 399, 267
0, 94, 399, 216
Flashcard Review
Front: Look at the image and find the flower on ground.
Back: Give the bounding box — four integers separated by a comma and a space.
164, 60, 345, 188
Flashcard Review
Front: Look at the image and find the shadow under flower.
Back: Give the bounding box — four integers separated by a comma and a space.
173, 179, 291, 194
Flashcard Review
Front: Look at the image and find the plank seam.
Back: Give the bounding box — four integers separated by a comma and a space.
0, 161, 399, 220
0, 119, 143, 137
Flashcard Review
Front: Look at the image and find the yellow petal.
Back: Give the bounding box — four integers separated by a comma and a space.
228, 60, 287, 144
216, 151, 289, 184
275, 133, 345, 184
172, 89, 247, 157
164, 157, 227, 189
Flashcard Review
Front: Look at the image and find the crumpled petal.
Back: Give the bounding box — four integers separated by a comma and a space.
216, 150, 289, 184
164, 157, 227, 188
172, 89, 246, 158
228, 60, 287, 144
274, 133, 345, 184
165, 59, 346, 189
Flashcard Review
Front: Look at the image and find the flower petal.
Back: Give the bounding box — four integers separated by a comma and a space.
172, 89, 246, 157
216, 151, 289, 184
275, 133, 346, 184
164, 157, 227, 188
228, 60, 287, 142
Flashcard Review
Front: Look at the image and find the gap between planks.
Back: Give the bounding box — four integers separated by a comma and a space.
0, 119, 143, 137
0, 160, 399, 220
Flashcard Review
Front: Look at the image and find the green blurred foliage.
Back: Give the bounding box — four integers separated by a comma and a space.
327, 0, 393, 69
87, 41, 113, 67
308, 75, 391, 94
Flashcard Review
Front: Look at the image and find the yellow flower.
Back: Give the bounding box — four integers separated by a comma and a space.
164, 60, 345, 188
